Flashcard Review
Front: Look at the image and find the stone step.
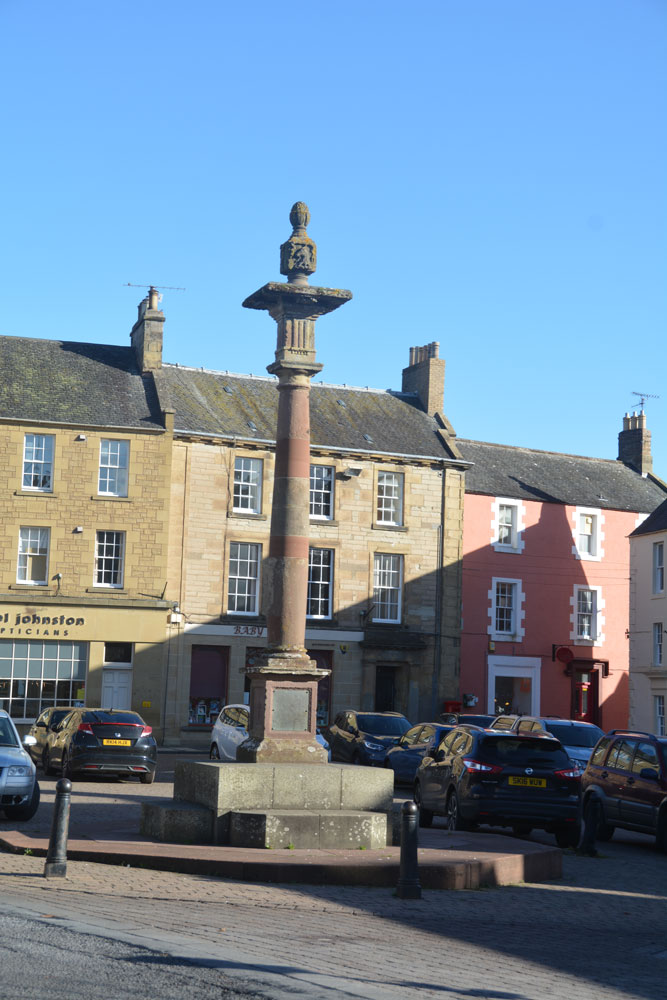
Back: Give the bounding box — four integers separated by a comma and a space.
229, 808, 387, 850
141, 799, 213, 844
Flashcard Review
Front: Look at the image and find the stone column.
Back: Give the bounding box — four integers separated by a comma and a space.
238, 203, 352, 763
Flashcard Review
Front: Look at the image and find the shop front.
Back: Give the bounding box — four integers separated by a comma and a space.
0, 598, 170, 735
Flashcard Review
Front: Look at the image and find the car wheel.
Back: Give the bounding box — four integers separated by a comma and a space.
656, 810, 667, 853
42, 749, 55, 776
555, 825, 581, 849
352, 752, 362, 766
414, 783, 433, 828
512, 825, 533, 838
209, 743, 220, 761
3, 781, 40, 822
61, 750, 73, 780
446, 790, 466, 832
140, 770, 155, 785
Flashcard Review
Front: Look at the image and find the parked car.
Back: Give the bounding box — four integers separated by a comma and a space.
414, 725, 582, 847
489, 716, 604, 771
325, 711, 411, 765
384, 723, 454, 784
580, 729, 667, 850
209, 704, 332, 761
0, 709, 40, 820
440, 712, 496, 728
26, 706, 73, 769
45, 708, 157, 783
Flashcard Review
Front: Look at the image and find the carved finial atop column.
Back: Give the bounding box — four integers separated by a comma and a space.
280, 201, 317, 286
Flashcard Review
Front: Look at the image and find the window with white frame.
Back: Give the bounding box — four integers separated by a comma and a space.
17, 527, 50, 585
376, 471, 404, 527
233, 457, 263, 514
571, 585, 604, 644
373, 553, 403, 622
491, 498, 524, 552
488, 578, 525, 641
310, 465, 334, 520
577, 589, 596, 639
307, 548, 333, 619
227, 542, 261, 615
495, 582, 515, 634
653, 542, 664, 594
572, 507, 603, 561
23, 434, 54, 491
98, 440, 129, 497
655, 695, 665, 737
95, 531, 125, 588
653, 624, 664, 667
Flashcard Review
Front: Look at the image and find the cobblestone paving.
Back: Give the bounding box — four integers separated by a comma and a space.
1, 833, 665, 1000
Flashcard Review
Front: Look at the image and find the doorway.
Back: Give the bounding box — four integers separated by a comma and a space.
572, 670, 598, 723
101, 669, 132, 710
375, 664, 395, 712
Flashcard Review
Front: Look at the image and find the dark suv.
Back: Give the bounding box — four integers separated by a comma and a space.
325, 711, 411, 765
580, 730, 667, 851
414, 725, 582, 847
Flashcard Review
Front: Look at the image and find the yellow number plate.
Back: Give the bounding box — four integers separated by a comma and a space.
509, 776, 546, 787
102, 739, 131, 746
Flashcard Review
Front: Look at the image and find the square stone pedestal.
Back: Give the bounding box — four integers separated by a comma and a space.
140, 762, 394, 849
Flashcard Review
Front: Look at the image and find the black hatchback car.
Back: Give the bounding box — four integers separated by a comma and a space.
45, 708, 157, 783
25, 706, 73, 770
414, 726, 582, 847
325, 711, 411, 765
580, 729, 667, 850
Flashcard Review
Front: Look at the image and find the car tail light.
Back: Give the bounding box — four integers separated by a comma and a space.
462, 757, 503, 775
77, 723, 94, 734
554, 766, 582, 779
140, 724, 152, 737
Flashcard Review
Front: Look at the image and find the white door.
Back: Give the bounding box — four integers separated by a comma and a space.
101, 669, 132, 710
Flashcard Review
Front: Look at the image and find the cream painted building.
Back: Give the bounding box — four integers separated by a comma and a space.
629, 497, 667, 735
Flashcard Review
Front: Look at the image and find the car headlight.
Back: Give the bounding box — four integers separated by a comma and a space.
8, 765, 31, 776
363, 740, 384, 751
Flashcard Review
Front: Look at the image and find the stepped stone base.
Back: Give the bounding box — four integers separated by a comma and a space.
229, 808, 387, 849
140, 762, 394, 849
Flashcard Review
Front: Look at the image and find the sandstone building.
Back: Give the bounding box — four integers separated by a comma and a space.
0, 291, 467, 743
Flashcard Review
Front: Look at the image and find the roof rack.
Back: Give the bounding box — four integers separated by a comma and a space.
606, 729, 655, 738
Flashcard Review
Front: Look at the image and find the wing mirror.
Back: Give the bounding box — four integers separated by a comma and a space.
22, 734, 37, 747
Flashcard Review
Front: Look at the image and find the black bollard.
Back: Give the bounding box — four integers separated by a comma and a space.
578, 795, 600, 857
44, 778, 72, 878
397, 800, 421, 899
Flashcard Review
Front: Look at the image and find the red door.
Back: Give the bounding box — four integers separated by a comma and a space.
573, 671, 595, 723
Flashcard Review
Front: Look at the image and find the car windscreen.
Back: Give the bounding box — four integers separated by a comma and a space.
480, 736, 570, 767
0, 718, 19, 746
544, 723, 603, 748
82, 711, 144, 725
357, 714, 410, 736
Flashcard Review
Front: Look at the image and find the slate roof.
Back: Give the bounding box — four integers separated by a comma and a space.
0, 336, 163, 430
630, 498, 667, 537
162, 365, 455, 460
457, 438, 667, 514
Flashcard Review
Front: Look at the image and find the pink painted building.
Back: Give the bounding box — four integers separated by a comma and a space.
454, 418, 666, 729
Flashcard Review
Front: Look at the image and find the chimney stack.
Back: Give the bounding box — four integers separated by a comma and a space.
401, 341, 445, 416
618, 411, 653, 475
130, 287, 164, 373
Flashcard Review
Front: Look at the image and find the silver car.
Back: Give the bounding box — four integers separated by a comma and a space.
0, 710, 40, 821
209, 704, 331, 761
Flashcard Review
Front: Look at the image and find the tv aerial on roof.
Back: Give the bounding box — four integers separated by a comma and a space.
631, 391, 660, 411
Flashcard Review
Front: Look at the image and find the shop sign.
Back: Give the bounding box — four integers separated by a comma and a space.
233, 625, 265, 636
0, 609, 86, 638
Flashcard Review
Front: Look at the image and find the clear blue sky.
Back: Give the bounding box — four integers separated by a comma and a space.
1, 1, 665, 474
